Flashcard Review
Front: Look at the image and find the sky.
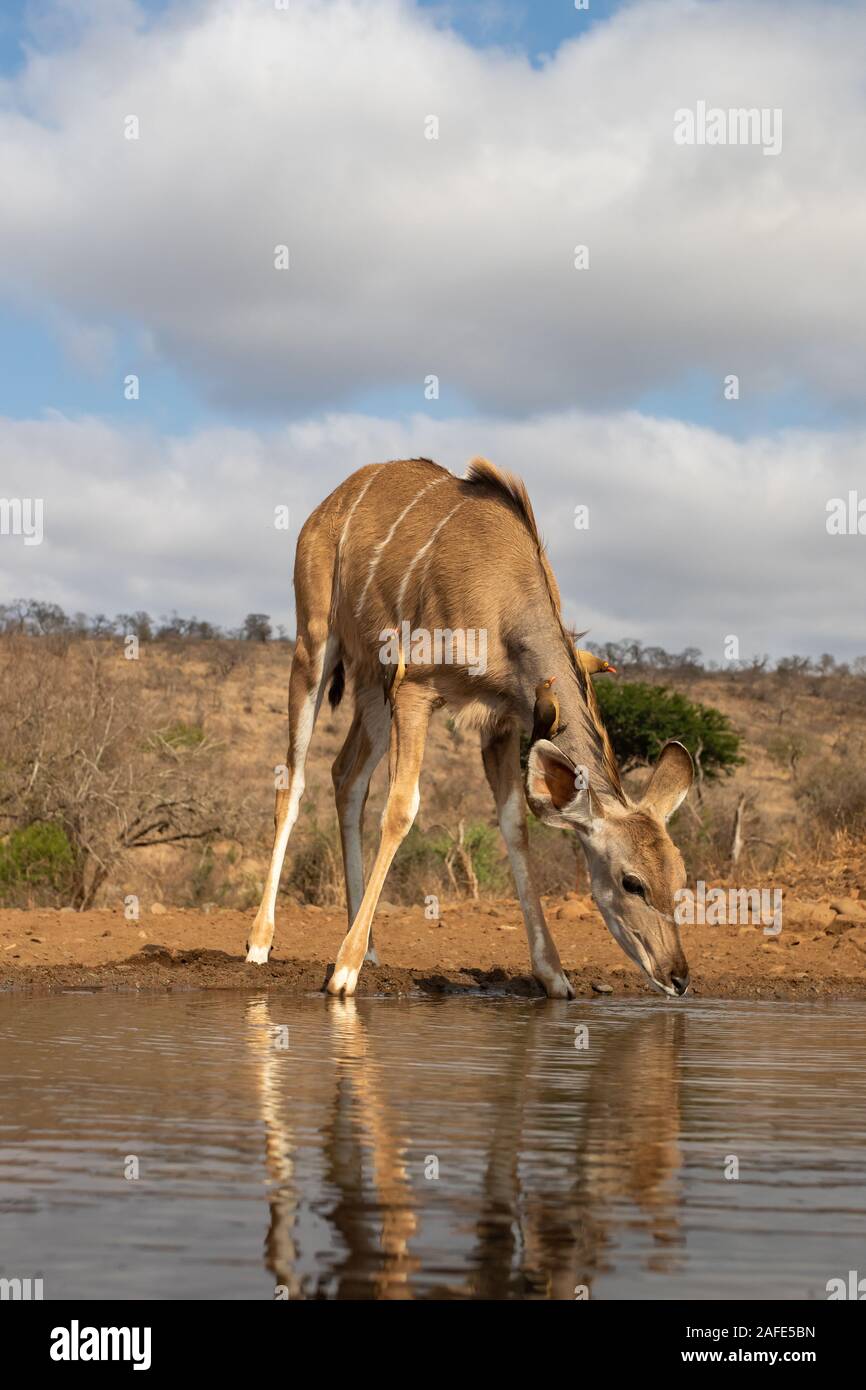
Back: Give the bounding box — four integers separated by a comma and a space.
0, 0, 863, 660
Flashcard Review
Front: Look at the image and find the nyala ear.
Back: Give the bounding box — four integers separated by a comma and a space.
639, 740, 694, 821
526, 740, 604, 832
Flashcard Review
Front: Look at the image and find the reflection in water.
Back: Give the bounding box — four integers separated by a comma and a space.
249, 998, 419, 1299
247, 1000, 686, 1299
469, 1009, 685, 1299
1, 995, 865, 1300
247, 1000, 302, 1299
581, 1011, 685, 1280
323, 1001, 419, 1298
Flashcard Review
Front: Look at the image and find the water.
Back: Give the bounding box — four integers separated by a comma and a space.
1, 992, 864, 1300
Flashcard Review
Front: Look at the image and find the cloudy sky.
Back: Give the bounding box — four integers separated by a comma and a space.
1, 0, 863, 659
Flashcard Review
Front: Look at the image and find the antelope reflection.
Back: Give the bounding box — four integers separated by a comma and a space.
247, 997, 417, 1299
247, 999, 685, 1299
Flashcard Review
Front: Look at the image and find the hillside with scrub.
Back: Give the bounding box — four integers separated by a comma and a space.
1, 601, 865, 919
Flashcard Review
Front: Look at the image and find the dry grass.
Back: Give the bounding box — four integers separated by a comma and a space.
1, 635, 864, 911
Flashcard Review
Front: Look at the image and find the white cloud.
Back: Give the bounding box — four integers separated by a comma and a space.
1, 408, 862, 660
1, 0, 865, 414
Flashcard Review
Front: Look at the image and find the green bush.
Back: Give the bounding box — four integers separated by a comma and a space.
594, 680, 742, 778
460, 822, 507, 892
0, 821, 75, 891
390, 820, 508, 899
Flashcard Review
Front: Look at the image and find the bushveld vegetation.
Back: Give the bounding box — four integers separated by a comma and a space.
1, 600, 864, 911
593, 680, 742, 778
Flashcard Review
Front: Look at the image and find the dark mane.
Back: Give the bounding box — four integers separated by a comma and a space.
464, 455, 542, 546
465, 455, 626, 803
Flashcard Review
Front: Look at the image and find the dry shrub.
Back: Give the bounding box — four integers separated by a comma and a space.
281, 817, 510, 909
3, 632, 863, 910
795, 754, 866, 841
527, 819, 583, 897
0, 635, 244, 908
154, 843, 263, 912
286, 820, 344, 906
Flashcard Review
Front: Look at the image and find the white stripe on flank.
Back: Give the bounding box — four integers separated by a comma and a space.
396, 501, 465, 621
339, 466, 385, 559
355, 475, 448, 617
330, 465, 385, 620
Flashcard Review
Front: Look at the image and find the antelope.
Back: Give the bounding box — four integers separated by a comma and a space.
246, 457, 694, 998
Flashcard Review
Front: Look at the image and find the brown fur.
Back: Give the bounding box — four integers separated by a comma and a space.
322, 456, 621, 793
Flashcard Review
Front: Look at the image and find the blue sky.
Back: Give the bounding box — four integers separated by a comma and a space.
417, 0, 631, 60
0, 0, 631, 76
0, 0, 176, 76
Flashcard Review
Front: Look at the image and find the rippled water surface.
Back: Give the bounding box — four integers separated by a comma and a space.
1, 993, 865, 1299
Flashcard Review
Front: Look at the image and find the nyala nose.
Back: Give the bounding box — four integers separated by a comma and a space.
670, 972, 690, 996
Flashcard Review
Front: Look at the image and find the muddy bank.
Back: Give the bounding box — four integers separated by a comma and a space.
1, 945, 864, 1000
1, 893, 864, 999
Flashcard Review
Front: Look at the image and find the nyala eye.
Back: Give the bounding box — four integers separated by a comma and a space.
622, 874, 645, 897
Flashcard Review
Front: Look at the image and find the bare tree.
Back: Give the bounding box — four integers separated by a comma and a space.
0, 637, 232, 908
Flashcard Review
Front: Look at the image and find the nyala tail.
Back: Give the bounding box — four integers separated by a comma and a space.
328, 660, 345, 709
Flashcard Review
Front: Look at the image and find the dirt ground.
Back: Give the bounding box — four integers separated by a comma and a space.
1, 882, 865, 999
